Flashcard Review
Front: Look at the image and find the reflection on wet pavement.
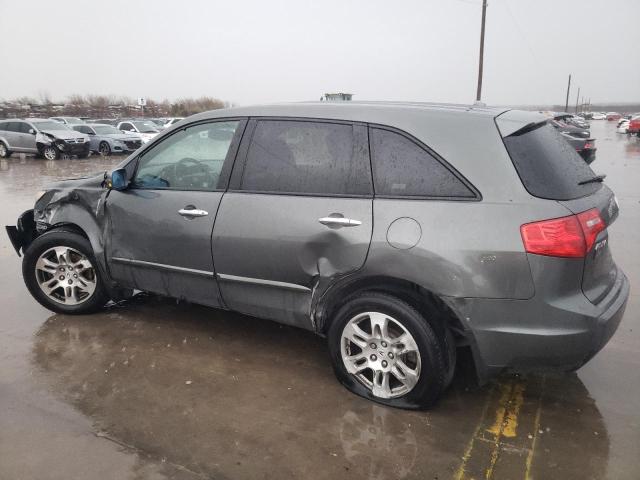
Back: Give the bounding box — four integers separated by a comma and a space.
1, 124, 639, 479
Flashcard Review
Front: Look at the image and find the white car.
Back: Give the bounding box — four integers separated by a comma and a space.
117, 120, 160, 143
591, 112, 606, 120
163, 117, 184, 129
616, 120, 630, 134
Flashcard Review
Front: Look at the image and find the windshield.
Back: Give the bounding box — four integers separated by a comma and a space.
503, 122, 600, 200
34, 121, 71, 131
93, 125, 121, 135
132, 121, 159, 133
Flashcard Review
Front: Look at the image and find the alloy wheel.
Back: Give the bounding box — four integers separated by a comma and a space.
341, 312, 422, 399
43, 146, 57, 160
35, 246, 97, 305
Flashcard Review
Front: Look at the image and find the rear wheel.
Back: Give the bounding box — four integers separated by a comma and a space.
328, 292, 447, 409
42, 145, 59, 160
22, 230, 109, 314
0, 142, 10, 158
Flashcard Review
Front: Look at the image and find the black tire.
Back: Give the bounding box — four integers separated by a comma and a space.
0, 141, 11, 158
22, 229, 109, 314
99, 141, 111, 156
328, 292, 447, 409
42, 145, 60, 160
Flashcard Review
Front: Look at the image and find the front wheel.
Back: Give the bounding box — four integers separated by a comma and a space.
99, 141, 111, 156
22, 230, 109, 314
42, 145, 60, 160
328, 292, 448, 409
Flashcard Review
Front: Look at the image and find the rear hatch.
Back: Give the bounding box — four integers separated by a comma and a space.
496, 111, 619, 304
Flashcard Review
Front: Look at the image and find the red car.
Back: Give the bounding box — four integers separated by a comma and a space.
606, 112, 622, 121
628, 116, 640, 136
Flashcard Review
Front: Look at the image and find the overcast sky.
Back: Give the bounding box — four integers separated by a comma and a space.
1, 0, 638, 106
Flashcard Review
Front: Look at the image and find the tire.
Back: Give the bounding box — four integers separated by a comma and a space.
78, 151, 90, 159
42, 145, 59, 160
22, 229, 109, 314
0, 141, 10, 158
328, 292, 447, 409
99, 141, 111, 157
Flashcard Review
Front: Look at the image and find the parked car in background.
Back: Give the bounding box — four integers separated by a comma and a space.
553, 113, 590, 131
50, 116, 86, 125
0, 118, 90, 160
87, 118, 119, 126
628, 116, 640, 136
117, 120, 160, 143
559, 132, 597, 164
71, 123, 143, 156
616, 119, 630, 134
6, 103, 628, 409
606, 112, 622, 121
550, 117, 590, 139
591, 112, 606, 120
163, 117, 184, 129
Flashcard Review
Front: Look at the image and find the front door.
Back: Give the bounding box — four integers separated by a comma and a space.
213, 119, 374, 329
105, 119, 245, 307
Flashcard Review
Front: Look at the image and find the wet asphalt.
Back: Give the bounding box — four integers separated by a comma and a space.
0, 121, 638, 480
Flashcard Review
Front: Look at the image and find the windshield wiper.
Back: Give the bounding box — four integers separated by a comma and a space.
578, 174, 606, 185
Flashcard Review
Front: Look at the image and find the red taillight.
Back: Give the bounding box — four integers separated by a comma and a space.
521, 208, 605, 258
583, 142, 594, 149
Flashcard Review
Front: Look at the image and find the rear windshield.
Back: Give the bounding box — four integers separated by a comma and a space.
503, 122, 600, 200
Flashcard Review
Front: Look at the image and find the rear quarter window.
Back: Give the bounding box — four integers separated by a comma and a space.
502, 122, 599, 200
369, 127, 476, 198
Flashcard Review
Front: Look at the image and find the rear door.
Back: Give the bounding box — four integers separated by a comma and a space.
212, 118, 374, 329
105, 119, 246, 307
5, 122, 22, 150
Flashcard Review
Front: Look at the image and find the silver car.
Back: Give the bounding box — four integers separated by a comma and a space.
70, 123, 143, 156
0, 119, 91, 160
5, 102, 629, 409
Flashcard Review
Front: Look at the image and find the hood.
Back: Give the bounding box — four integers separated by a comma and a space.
43, 172, 106, 191
40, 128, 89, 140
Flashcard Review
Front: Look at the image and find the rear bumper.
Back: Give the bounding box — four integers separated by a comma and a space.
446, 268, 629, 379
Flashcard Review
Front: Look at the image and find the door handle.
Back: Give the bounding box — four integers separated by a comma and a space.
318, 216, 362, 227
179, 208, 208, 217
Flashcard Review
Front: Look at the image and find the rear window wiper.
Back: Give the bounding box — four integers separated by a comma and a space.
578, 174, 606, 185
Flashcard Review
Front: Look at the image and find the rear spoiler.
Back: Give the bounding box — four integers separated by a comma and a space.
495, 110, 548, 137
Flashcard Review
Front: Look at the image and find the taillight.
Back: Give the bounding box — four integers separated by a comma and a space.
583, 142, 594, 149
521, 208, 605, 258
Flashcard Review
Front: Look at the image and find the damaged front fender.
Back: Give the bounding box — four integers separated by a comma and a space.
5, 210, 36, 256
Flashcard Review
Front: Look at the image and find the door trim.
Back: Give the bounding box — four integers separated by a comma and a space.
111, 257, 214, 277
216, 273, 311, 292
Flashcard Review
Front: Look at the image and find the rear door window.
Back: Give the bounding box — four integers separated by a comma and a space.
369, 127, 476, 198
240, 120, 372, 196
503, 122, 599, 200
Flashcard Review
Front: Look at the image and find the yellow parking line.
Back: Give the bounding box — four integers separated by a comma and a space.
453, 384, 496, 480
524, 376, 546, 480
453, 378, 529, 480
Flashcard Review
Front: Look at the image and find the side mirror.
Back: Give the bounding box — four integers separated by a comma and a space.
109, 168, 128, 191
29, 128, 36, 135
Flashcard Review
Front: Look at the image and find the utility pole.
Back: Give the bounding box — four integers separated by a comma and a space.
475, 0, 488, 103
575, 87, 580, 113
564, 74, 572, 112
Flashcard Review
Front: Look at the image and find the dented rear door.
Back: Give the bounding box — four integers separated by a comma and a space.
212, 119, 373, 330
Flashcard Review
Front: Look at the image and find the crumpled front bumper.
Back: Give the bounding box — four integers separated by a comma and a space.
5, 209, 35, 256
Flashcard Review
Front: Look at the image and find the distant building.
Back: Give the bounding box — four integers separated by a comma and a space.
321, 92, 353, 101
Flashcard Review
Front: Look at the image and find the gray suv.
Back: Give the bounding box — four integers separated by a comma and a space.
5, 103, 629, 409
0, 119, 91, 160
